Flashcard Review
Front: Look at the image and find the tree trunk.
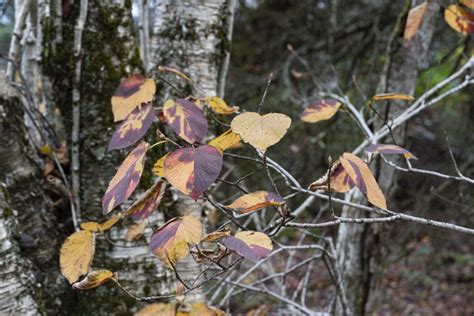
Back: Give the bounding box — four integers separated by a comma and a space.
335, 1, 439, 315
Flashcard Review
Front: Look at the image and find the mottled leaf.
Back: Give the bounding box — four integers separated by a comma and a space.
60, 230, 95, 284
125, 180, 167, 219
371, 93, 415, 102
152, 153, 170, 177
340, 153, 387, 209
102, 142, 148, 214
231, 112, 291, 153
205, 96, 239, 114
225, 191, 285, 214
80, 214, 122, 232
366, 144, 417, 159
108, 102, 154, 151
404, 2, 428, 40
111, 75, 156, 122
201, 227, 231, 242
164, 145, 223, 200
72, 270, 115, 290
208, 130, 242, 153
125, 221, 147, 241
135, 303, 175, 316
163, 99, 208, 144
299, 99, 342, 123
445, 4, 474, 34
222, 231, 272, 261
309, 161, 355, 193
150, 215, 202, 266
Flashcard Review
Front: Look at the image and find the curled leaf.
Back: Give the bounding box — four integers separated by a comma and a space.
208, 130, 242, 152
152, 153, 170, 177
60, 230, 95, 284
225, 191, 285, 214
404, 2, 428, 40
163, 99, 208, 144
150, 215, 202, 266
231, 112, 291, 153
309, 161, 355, 193
201, 227, 231, 242
205, 96, 239, 115
164, 145, 223, 200
72, 270, 115, 290
125, 180, 167, 219
444, 4, 474, 35
108, 102, 154, 151
371, 93, 415, 102
340, 153, 387, 209
366, 144, 417, 159
80, 214, 122, 232
102, 142, 148, 214
222, 231, 273, 261
111, 75, 156, 122
299, 99, 342, 123
125, 221, 147, 241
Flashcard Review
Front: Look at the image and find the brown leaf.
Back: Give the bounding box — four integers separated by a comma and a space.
72, 270, 115, 290
201, 227, 231, 242
404, 2, 428, 40
60, 230, 95, 284
225, 191, 285, 214
309, 161, 355, 193
125, 221, 147, 241
300, 99, 342, 123
135, 303, 175, 316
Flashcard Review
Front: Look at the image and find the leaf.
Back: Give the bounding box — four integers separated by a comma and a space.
208, 129, 242, 152
60, 230, 95, 284
72, 270, 115, 290
102, 142, 148, 214
445, 4, 474, 35
150, 215, 202, 266
340, 153, 387, 209
404, 2, 428, 40
222, 231, 272, 261
152, 153, 170, 177
205, 96, 239, 115
231, 112, 291, 153
125, 180, 167, 219
163, 99, 208, 144
371, 93, 415, 101
39, 144, 52, 156
201, 227, 231, 242
111, 75, 156, 122
80, 214, 122, 232
366, 144, 417, 160
461, 0, 474, 10
299, 99, 342, 123
309, 161, 355, 193
164, 145, 223, 200
135, 303, 175, 316
108, 102, 155, 151
125, 221, 147, 241
225, 191, 285, 214
177, 302, 228, 315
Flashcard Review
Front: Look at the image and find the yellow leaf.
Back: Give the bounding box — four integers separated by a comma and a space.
461, 0, 474, 10
60, 230, 95, 284
371, 93, 415, 102
231, 112, 291, 153
201, 227, 231, 242
299, 99, 342, 123
309, 160, 355, 193
208, 130, 242, 152
125, 221, 147, 241
80, 214, 122, 232
404, 2, 428, 40
444, 4, 474, 35
72, 270, 115, 290
205, 96, 239, 115
153, 153, 170, 177
39, 144, 52, 156
225, 191, 285, 214
135, 303, 175, 316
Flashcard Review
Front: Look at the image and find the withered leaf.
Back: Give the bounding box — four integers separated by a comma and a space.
72, 270, 115, 290
225, 191, 285, 214
60, 230, 95, 284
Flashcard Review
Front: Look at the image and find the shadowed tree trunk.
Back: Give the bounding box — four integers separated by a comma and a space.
335, 1, 439, 315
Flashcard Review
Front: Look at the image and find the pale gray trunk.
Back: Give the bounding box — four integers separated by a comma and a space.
335, 1, 439, 315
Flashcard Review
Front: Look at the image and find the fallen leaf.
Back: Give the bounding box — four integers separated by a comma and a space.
111, 75, 156, 122
150, 215, 202, 266
371, 93, 415, 102
60, 230, 95, 284
125, 221, 147, 241
444, 4, 474, 35
72, 270, 115, 290
366, 144, 417, 159
225, 191, 285, 214
340, 153, 387, 209
80, 214, 122, 232
205, 96, 239, 115
231, 112, 291, 153
125, 180, 167, 219
164, 145, 223, 200
102, 142, 148, 214
108, 102, 154, 151
222, 231, 272, 261
309, 161, 355, 193
208, 130, 242, 152
300, 99, 342, 123
163, 99, 208, 144
152, 153, 170, 177
201, 227, 231, 242
404, 2, 428, 40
